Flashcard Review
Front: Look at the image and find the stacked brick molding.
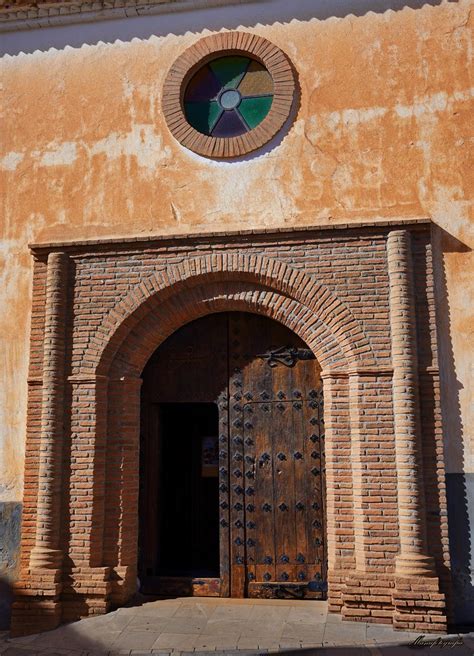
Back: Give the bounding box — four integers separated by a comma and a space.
11, 221, 451, 635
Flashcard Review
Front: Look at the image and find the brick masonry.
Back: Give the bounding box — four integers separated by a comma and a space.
11, 221, 451, 635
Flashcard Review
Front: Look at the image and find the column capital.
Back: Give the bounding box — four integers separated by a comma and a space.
67, 374, 109, 384
321, 366, 393, 379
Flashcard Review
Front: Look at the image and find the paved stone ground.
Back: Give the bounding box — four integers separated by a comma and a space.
0, 598, 472, 656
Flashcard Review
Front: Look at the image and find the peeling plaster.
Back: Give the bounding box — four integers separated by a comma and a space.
88, 125, 172, 171
0, 152, 24, 171
40, 141, 77, 166
395, 88, 474, 118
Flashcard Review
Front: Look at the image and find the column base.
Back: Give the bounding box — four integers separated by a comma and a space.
327, 569, 346, 614
393, 575, 447, 633
10, 568, 62, 637
341, 572, 394, 625
109, 565, 138, 608
395, 553, 436, 577
61, 566, 112, 623
29, 547, 63, 570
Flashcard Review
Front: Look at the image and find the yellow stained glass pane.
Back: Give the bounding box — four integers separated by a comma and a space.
238, 61, 274, 97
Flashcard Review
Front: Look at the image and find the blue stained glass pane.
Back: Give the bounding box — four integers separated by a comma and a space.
185, 65, 221, 102
211, 110, 247, 137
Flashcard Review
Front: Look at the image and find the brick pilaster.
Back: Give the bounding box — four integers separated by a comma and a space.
387, 230, 433, 576
342, 369, 397, 624
66, 375, 109, 567
104, 376, 142, 606
321, 371, 354, 613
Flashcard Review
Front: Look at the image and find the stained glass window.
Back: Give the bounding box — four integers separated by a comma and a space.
184, 56, 274, 138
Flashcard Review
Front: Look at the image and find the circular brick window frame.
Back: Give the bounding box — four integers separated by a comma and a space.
162, 32, 296, 158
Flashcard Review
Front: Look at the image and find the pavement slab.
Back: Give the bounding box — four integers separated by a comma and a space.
0, 598, 472, 655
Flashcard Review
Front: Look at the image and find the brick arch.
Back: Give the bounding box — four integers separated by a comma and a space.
91, 254, 374, 377
108, 281, 347, 378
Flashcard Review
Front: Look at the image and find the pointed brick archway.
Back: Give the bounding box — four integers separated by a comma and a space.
13, 227, 449, 636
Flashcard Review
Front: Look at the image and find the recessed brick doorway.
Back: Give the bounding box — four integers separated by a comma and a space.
12, 225, 449, 636
139, 312, 326, 601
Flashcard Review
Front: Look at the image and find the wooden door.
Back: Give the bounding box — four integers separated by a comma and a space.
140, 312, 325, 599
227, 313, 325, 598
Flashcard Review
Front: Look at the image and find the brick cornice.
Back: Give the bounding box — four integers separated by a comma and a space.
28, 218, 432, 254
27, 377, 43, 386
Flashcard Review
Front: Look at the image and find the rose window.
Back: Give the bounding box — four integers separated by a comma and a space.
163, 32, 295, 157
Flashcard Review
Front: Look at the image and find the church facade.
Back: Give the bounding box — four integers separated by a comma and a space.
0, 0, 472, 636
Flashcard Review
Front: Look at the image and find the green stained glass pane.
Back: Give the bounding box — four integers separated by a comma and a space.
238, 96, 273, 129
184, 101, 222, 135
209, 56, 250, 89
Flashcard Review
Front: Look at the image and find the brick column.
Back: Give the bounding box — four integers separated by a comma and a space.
29, 252, 69, 571
388, 230, 446, 632
11, 253, 69, 636
387, 230, 434, 577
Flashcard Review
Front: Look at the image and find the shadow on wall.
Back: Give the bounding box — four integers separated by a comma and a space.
432, 226, 473, 627
0, 578, 13, 631
1, 0, 450, 57
0, 502, 21, 630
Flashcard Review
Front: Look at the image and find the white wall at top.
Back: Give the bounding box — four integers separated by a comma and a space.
1, 0, 445, 57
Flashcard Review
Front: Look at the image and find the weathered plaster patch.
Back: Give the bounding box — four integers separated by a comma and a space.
326, 106, 388, 131
0, 237, 33, 502
0, 152, 24, 172
307, 87, 474, 143
395, 88, 474, 118
40, 141, 77, 167
88, 125, 172, 171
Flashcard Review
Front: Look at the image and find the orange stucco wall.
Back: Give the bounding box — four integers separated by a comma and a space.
0, 0, 472, 575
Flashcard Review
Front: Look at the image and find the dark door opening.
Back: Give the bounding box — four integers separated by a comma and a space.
139, 402, 220, 593
157, 403, 219, 577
